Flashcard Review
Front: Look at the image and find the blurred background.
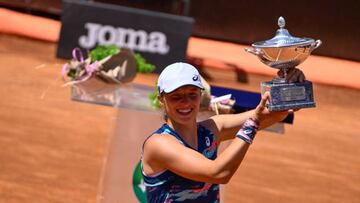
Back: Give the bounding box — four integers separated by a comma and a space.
2, 0, 360, 61
0, 0, 359, 203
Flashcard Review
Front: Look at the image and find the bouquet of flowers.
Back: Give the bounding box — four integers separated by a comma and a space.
62, 45, 155, 86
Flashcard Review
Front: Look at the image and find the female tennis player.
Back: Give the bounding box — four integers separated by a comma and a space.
141, 62, 304, 203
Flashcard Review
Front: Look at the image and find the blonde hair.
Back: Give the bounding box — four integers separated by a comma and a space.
158, 92, 168, 122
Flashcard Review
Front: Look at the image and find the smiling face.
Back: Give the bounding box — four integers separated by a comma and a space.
159, 85, 202, 126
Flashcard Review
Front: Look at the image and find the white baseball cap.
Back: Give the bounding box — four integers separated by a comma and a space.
157, 62, 204, 94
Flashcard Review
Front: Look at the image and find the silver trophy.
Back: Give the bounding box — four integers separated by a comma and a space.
245, 16, 321, 111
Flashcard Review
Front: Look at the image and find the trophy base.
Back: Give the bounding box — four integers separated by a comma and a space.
261, 80, 316, 111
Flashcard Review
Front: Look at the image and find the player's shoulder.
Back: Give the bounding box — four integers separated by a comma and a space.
144, 133, 181, 151
143, 133, 184, 162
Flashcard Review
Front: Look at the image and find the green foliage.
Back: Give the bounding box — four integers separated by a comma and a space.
90, 45, 120, 62
67, 68, 77, 80
89, 45, 156, 73
134, 53, 156, 73
149, 90, 160, 109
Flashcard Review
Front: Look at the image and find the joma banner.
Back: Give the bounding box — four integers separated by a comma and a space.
57, 0, 193, 73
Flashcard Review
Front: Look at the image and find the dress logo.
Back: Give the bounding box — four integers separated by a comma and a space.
205, 137, 210, 147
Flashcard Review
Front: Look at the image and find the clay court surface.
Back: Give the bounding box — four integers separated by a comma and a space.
0, 34, 359, 203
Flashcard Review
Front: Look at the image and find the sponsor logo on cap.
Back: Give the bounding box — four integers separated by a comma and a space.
192, 75, 199, 81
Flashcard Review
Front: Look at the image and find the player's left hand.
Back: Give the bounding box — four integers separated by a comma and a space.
253, 91, 290, 127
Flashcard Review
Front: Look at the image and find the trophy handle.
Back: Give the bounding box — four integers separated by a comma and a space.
310, 40, 322, 51
245, 47, 262, 56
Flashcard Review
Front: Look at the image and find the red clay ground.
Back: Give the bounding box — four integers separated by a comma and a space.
0, 34, 359, 203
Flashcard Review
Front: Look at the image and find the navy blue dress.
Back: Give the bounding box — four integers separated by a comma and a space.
141, 123, 220, 203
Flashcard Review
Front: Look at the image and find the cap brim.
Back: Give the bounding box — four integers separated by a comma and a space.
163, 84, 204, 94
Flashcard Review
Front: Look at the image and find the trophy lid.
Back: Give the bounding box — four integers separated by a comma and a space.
253, 17, 315, 48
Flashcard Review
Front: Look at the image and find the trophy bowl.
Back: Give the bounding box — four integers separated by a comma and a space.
245, 16, 321, 70
245, 16, 322, 111
245, 40, 321, 69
